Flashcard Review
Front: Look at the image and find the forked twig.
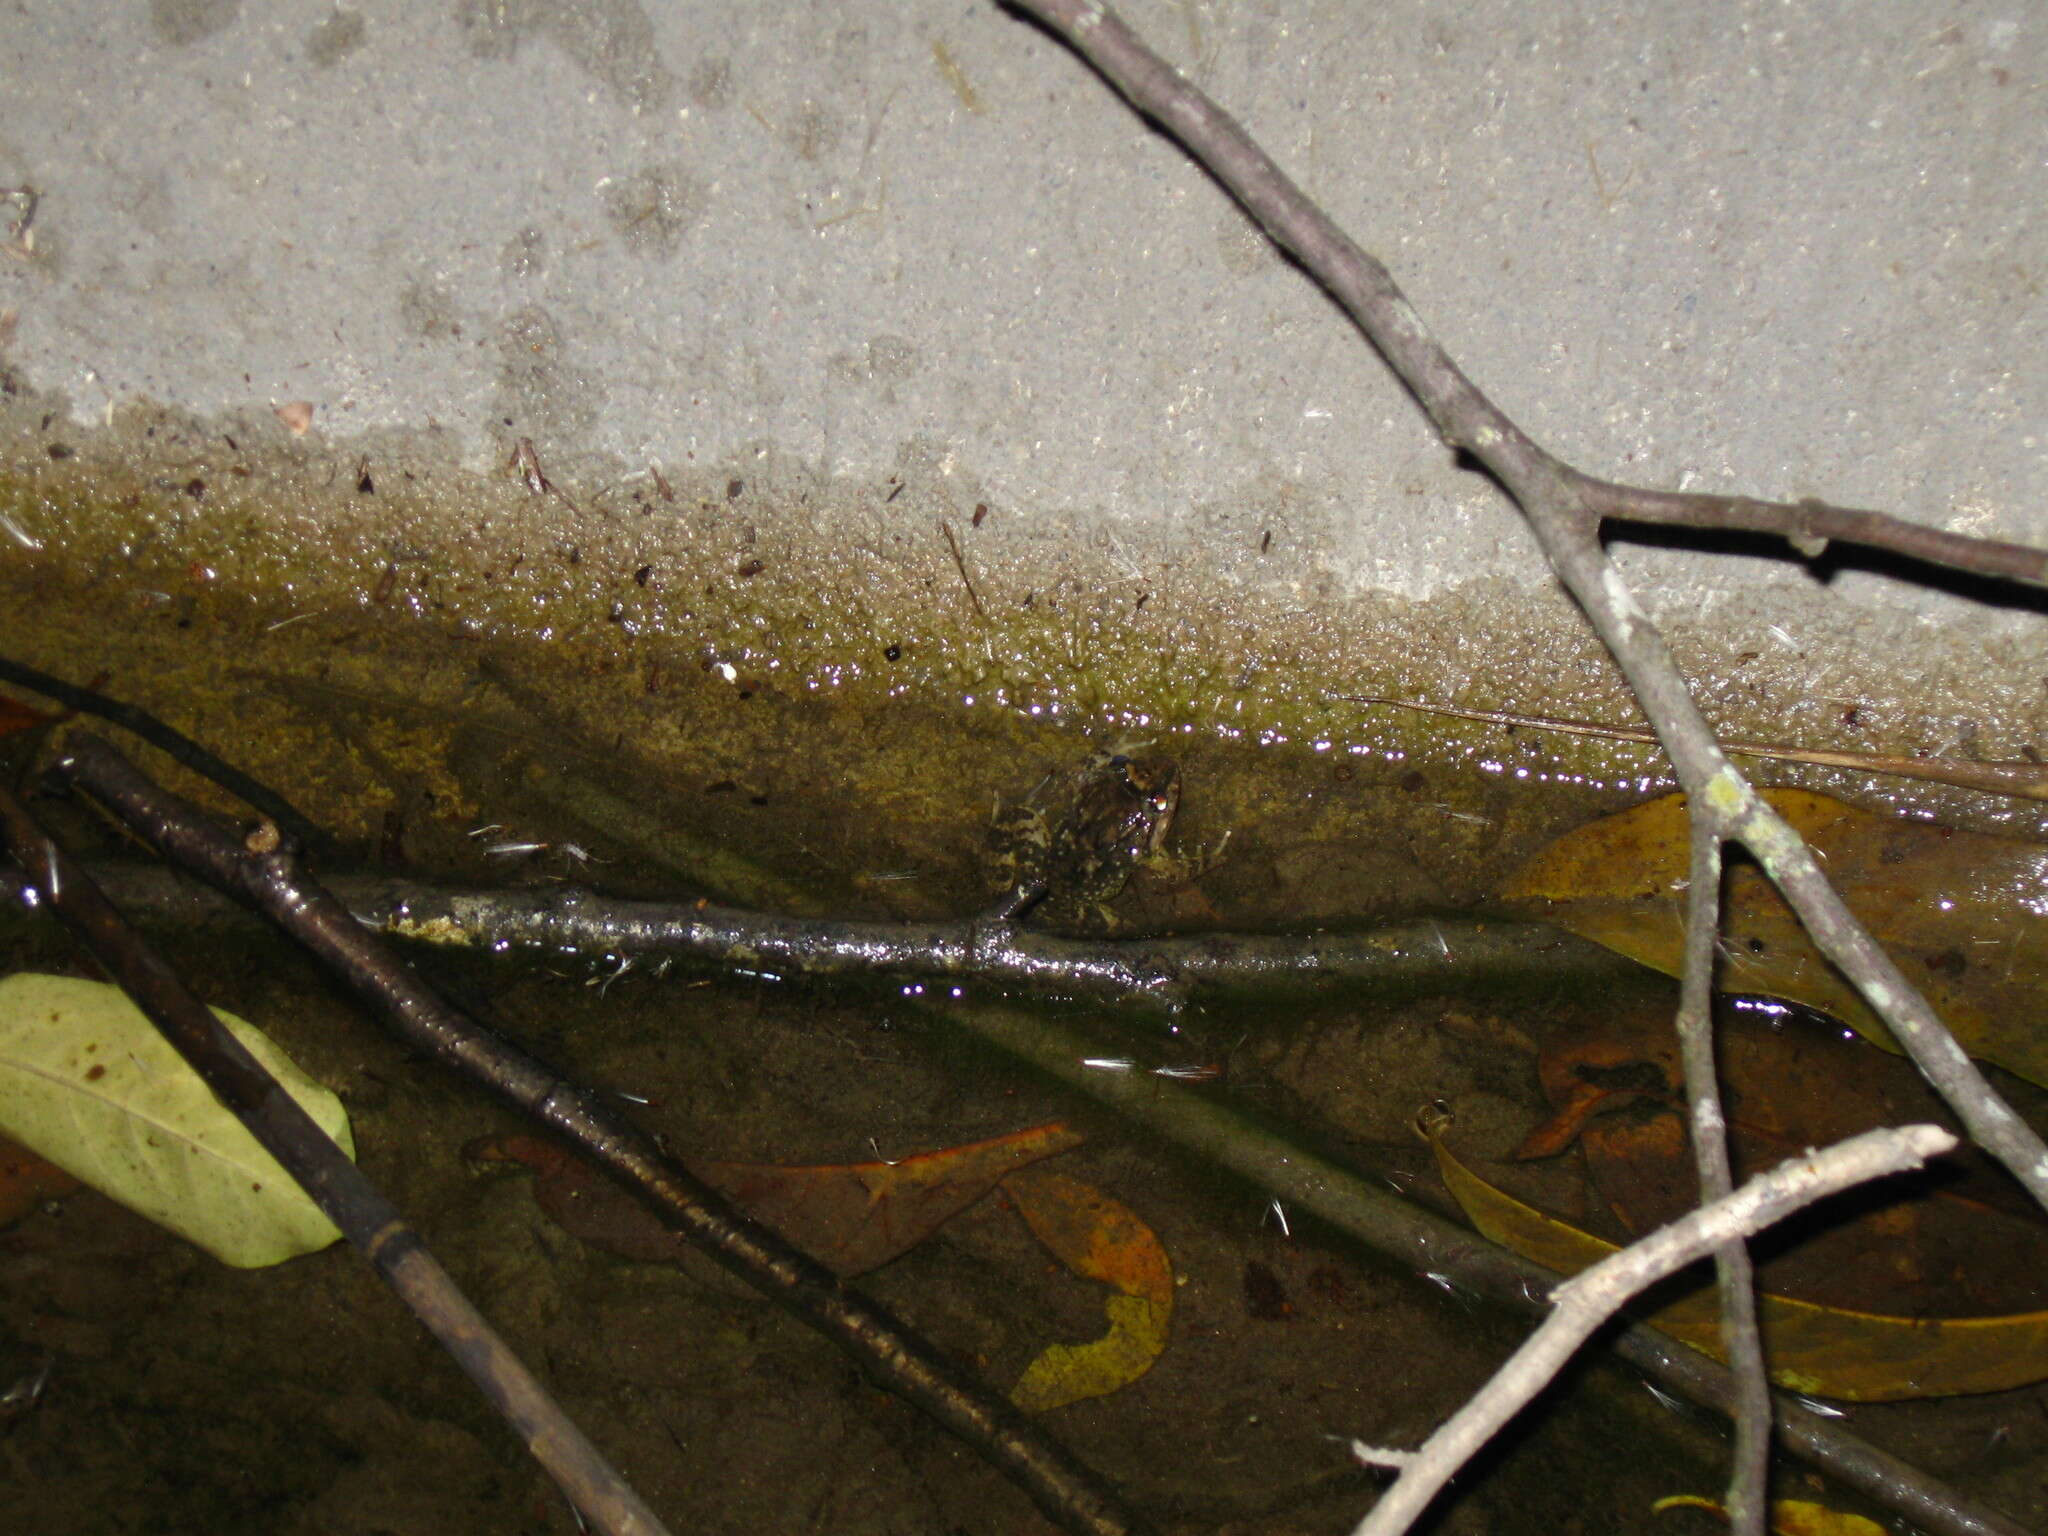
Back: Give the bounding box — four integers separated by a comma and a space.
0, 783, 672, 1536
1004, 0, 2047, 1205
1347, 1125, 1956, 1536
998, 0, 2047, 1523
54, 733, 1154, 1536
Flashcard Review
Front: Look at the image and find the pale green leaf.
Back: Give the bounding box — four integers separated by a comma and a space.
0, 973, 353, 1267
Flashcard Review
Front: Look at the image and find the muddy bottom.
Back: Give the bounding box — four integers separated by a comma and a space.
0, 559, 2044, 1534
2, 876, 2045, 1536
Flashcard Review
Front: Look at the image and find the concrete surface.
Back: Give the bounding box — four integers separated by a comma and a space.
0, 1, 2042, 794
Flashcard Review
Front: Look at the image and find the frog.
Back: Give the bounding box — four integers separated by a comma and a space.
985, 745, 1184, 931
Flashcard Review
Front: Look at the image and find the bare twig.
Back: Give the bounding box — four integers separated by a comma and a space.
1339, 696, 2048, 803
0, 784, 671, 1536
1580, 481, 2048, 589
995, 6, 2045, 1524
1347, 1126, 1956, 1536
1002, 0, 2048, 1213
0, 860, 1641, 1014
0, 653, 331, 851
53, 733, 1155, 1536
1675, 820, 1769, 1534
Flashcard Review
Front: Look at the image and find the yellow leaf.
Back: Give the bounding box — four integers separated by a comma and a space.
1004, 1168, 1174, 1412
1498, 788, 2048, 1088
1653, 1492, 1887, 1535
0, 973, 352, 1268
1427, 1118, 2048, 1401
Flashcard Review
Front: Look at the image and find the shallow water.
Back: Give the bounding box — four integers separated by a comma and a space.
0, 443, 2044, 1535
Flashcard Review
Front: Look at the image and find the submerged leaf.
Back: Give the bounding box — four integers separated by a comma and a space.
1428, 1118, 2048, 1401
1006, 1167, 1174, 1412
0, 692, 61, 739
470, 1120, 1085, 1279
0, 974, 352, 1268
0, 1130, 78, 1225
703, 1122, 1086, 1277
1526, 999, 2048, 1318
472, 1125, 1174, 1409
1498, 788, 2048, 1087
1653, 1493, 1886, 1536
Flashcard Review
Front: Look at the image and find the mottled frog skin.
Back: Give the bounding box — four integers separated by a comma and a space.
987, 747, 1181, 930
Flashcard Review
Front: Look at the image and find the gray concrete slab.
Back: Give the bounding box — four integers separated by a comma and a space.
0, 1, 2041, 799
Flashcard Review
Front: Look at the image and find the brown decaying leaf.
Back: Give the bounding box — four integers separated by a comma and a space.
1430, 1117, 2048, 1401
1003, 1166, 1174, 1412
0, 1131, 79, 1226
469, 1121, 1085, 1279
1497, 787, 2048, 1089
1519, 999, 2048, 1318
0, 693, 61, 738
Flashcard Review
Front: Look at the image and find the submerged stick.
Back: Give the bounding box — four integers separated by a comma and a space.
1340, 696, 2048, 803
0, 860, 1642, 1014
55, 732, 1155, 1536
1351, 1126, 1956, 1536
937, 997, 2024, 1536
0, 783, 671, 1536
1673, 817, 1770, 1535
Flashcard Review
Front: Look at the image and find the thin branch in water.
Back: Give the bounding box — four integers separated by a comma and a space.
1002, 0, 2048, 1212
0, 860, 1644, 1016
1338, 696, 2048, 803
1676, 821, 1769, 1535
0, 784, 671, 1536
1348, 1125, 1957, 1536
53, 732, 1155, 1536
939, 997, 2025, 1536
0, 653, 332, 852
941, 517, 990, 622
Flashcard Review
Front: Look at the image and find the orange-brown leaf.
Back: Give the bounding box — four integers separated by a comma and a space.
1428, 1116, 2048, 1401
1004, 1168, 1174, 1411
0, 1131, 79, 1226
1531, 999, 2048, 1318
469, 1121, 1085, 1279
